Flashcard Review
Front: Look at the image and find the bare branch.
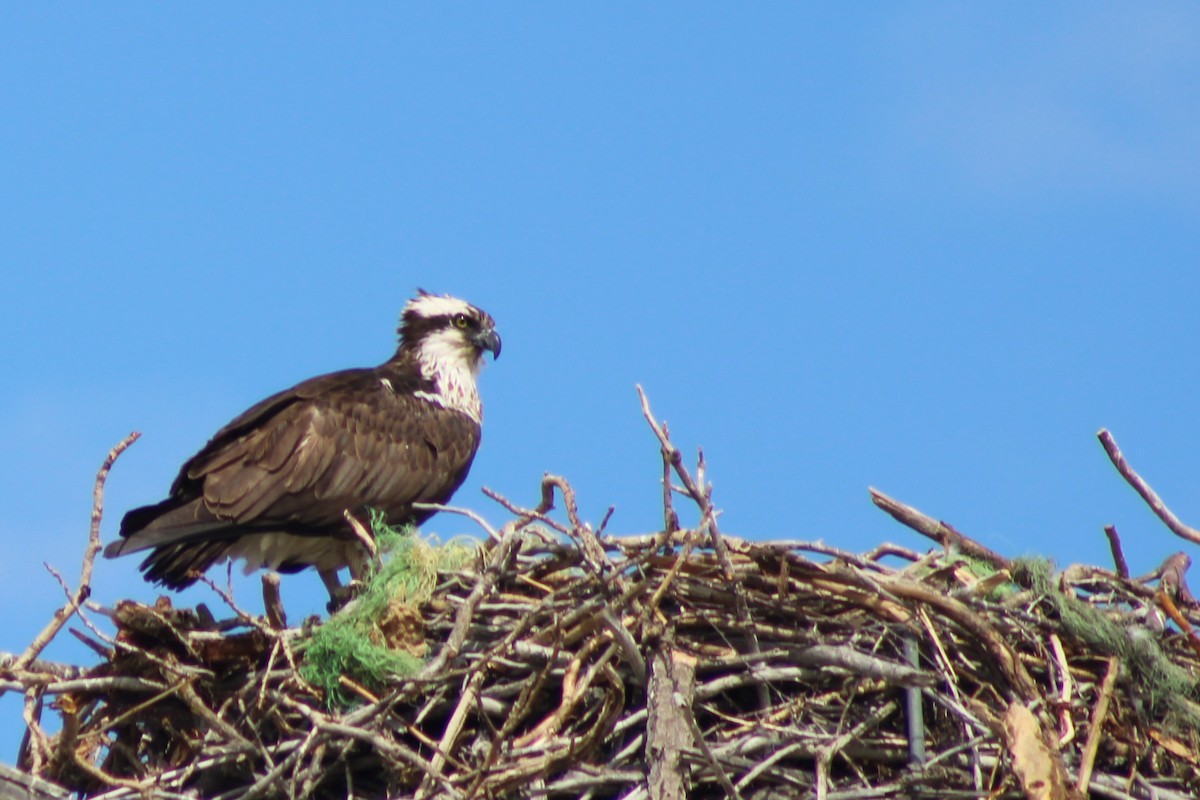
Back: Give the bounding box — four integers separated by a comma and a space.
1103, 525, 1130, 579
13, 431, 140, 672
1098, 428, 1200, 545
868, 487, 1011, 570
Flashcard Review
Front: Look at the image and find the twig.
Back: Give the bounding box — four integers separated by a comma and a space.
1048, 634, 1075, 746
343, 509, 379, 564
19, 691, 48, 773
261, 573, 287, 630
637, 385, 768, 708
14, 432, 139, 671
0, 652, 86, 682
816, 701, 899, 800
416, 669, 484, 799
1157, 552, 1197, 606
878, 575, 1039, 701
868, 488, 1010, 570
1155, 590, 1200, 659
417, 524, 521, 680
1103, 526, 1130, 579
413, 500, 503, 542
787, 645, 934, 687
658, 420, 680, 534
682, 689, 744, 800
1098, 428, 1200, 545
282, 698, 465, 799
1076, 657, 1119, 794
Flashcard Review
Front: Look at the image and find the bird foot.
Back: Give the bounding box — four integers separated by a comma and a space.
324, 580, 367, 614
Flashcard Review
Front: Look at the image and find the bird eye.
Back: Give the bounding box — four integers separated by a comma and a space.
453, 314, 470, 329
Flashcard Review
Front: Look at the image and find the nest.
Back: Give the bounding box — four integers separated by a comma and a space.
5, 403, 1200, 799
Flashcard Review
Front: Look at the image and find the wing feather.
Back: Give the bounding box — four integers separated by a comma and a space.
197, 381, 479, 527
113, 370, 482, 590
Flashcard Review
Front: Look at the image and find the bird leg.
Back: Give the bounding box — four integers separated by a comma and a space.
319, 569, 353, 613
321, 513, 380, 613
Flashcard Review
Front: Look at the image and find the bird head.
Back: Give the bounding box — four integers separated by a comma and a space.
398, 291, 501, 372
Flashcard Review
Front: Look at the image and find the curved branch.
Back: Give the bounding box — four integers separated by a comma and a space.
1098, 428, 1200, 546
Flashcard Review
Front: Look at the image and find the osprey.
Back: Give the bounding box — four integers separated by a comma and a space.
105, 291, 500, 605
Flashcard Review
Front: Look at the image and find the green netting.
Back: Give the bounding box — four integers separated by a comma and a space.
1012, 556, 1200, 727
298, 511, 479, 706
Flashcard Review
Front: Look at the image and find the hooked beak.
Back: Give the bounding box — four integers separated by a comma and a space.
475, 328, 502, 360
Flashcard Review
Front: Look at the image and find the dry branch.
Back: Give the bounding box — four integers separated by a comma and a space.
1098, 428, 1200, 545
868, 488, 1010, 570
14, 432, 139, 672
1104, 525, 1130, 579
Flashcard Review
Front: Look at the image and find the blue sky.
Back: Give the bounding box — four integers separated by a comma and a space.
2, 4, 1200, 760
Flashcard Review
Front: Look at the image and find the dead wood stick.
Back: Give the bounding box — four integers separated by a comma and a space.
647, 645, 696, 800
539, 473, 632, 600
416, 669, 485, 799
414, 500, 504, 541
0, 763, 72, 800
1103, 525, 1130, 579
177, 679, 255, 752
659, 421, 680, 533
1098, 428, 1200, 545
681, 689, 744, 800
18, 692, 47, 773
638, 385, 768, 708
878, 576, 1039, 702
816, 700, 899, 800
261, 573, 287, 630
1048, 633, 1075, 746
418, 527, 521, 679
0, 652, 86, 682
14, 431, 139, 672
600, 608, 647, 685
868, 488, 1010, 570
788, 644, 934, 688
1157, 551, 1197, 606
239, 728, 319, 800
1002, 701, 1079, 800
283, 698, 465, 799
1154, 590, 1200, 659
1075, 657, 1119, 794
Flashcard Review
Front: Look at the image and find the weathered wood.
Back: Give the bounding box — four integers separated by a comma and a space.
646, 644, 696, 800
0, 764, 71, 800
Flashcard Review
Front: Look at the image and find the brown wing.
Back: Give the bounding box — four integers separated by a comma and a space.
194, 383, 480, 530
112, 367, 480, 557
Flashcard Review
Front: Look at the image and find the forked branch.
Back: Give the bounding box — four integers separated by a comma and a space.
12, 431, 140, 673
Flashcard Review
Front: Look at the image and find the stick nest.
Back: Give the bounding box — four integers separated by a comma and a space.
7, 406, 1200, 800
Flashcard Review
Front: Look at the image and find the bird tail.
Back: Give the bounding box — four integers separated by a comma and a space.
105, 499, 239, 589
137, 538, 235, 590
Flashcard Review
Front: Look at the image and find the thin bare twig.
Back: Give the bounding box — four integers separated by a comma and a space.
868, 487, 1010, 570
1098, 428, 1200, 545
261, 573, 287, 630
637, 385, 768, 708
1103, 525, 1130, 579
14, 431, 140, 672
1076, 657, 1119, 794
